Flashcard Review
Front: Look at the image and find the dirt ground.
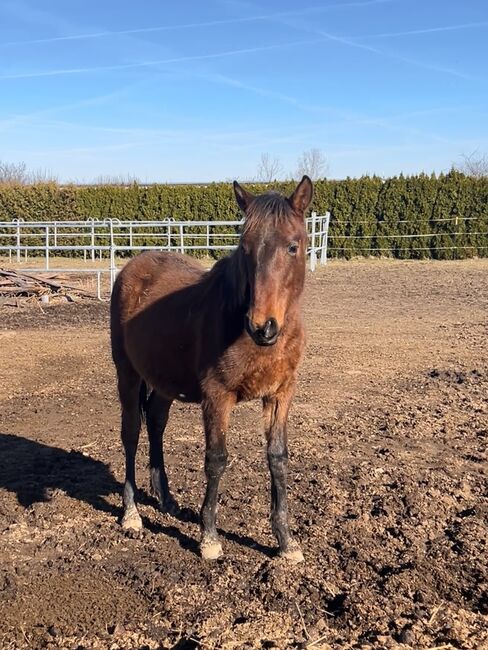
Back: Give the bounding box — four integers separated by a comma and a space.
0, 259, 487, 650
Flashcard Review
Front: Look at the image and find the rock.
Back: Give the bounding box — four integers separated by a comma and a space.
398, 626, 415, 645
47, 625, 59, 637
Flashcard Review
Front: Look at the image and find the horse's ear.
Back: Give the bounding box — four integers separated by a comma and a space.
233, 181, 255, 213
289, 175, 313, 214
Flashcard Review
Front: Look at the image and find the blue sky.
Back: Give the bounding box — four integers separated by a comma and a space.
0, 0, 487, 182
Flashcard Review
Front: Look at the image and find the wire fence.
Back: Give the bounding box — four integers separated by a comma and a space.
331, 215, 484, 224
327, 230, 487, 254
326, 213, 487, 259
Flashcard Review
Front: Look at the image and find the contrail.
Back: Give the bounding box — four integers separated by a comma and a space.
0, 38, 327, 80
352, 20, 488, 40
0, 0, 392, 47
313, 29, 478, 81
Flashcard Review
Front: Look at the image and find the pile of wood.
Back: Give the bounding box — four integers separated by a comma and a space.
0, 268, 97, 305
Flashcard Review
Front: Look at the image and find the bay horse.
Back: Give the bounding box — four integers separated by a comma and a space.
110, 175, 313, 562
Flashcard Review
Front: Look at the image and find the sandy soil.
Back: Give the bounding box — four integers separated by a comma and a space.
0, 259, 487, 649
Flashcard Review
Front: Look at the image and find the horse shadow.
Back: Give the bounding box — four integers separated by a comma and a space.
0, 432, 118, 514
0, 432, 274, 558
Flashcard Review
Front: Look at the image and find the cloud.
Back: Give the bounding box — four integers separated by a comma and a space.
22, 142, 142, 158
0, 86, 139, 131
197, 71, 335, 115
194, 70, 464, 146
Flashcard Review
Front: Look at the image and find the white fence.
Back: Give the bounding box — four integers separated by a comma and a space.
0, 212, 330, 298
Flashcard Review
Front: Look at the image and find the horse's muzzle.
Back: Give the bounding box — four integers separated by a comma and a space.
245, 316, 280, 346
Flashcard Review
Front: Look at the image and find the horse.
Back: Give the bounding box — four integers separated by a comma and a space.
110, 175, 313, 562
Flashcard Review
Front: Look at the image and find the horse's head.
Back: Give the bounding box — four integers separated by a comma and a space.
233, 176, 313, 346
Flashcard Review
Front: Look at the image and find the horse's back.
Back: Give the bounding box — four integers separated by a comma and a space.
113, 251, 204, 320
110, 251, 206, 400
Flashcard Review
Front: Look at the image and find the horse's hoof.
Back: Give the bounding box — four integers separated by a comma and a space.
161, 498, 180, 518
280, 542, 304, 563
200, 539, 223, 560
121, 509, 143, 536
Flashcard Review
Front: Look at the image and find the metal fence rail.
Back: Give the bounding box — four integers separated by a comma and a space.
0, 212, 330, 297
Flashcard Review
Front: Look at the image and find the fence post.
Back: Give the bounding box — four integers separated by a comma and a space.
180, 223, 184, 254
52, 221, 57, 264
321, 212, 330, 265
310, 211, 317, 272
15, 219, 21, 263
109, 219, 116, 291
91, 220, 95, 262
45, 225, 50, 270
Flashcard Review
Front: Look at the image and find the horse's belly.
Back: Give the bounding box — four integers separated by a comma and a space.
142, 363, 201, 403
124, 325, 201, 403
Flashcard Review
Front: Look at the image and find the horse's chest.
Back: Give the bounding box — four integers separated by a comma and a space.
234, 351, 295, 401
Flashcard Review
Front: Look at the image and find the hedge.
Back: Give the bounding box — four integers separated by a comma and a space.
0, 171, 486, 259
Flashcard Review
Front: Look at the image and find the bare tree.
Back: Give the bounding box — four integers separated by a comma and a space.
0, 160, 28, 184
28, 168, 58, 183
92, 173, 140, 186
456, 150, 488, 178
0, 160, 58, 184
256, 153, 283, 182
294, 148, 328, 180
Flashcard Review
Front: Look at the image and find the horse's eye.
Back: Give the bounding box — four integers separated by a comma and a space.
287, 242, 299, 256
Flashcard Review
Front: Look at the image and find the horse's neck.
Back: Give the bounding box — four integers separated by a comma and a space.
225, 249, 249, 312
203, 249, 248, 315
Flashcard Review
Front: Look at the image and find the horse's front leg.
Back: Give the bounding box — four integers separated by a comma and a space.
263, 384, 304, 563
199, 390, 235, 560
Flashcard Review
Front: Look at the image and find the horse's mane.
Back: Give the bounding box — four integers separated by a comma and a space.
242, 192, 294, 235
201, 251, 247, 313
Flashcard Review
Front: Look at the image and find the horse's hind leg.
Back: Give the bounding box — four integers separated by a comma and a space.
117, 367, 143, 534
146, 392, 178, 514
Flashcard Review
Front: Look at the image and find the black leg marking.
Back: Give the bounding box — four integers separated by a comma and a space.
268, 448, 291, 550
146, 393, 178, 514
264, 388, 304, 562
199, 392, 234, 560
201, 447, 228, 539
119, 377, 143, 535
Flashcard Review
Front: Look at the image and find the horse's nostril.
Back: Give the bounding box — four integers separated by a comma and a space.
263, 318, 278, 340
245, 315, 279, 345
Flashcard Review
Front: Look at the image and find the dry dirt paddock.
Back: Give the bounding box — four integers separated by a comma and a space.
0, 259, 487, 650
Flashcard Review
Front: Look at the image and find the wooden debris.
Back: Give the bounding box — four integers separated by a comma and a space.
0, 267, 97, 304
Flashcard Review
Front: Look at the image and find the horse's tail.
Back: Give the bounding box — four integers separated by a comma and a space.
139, 380, 149, 423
